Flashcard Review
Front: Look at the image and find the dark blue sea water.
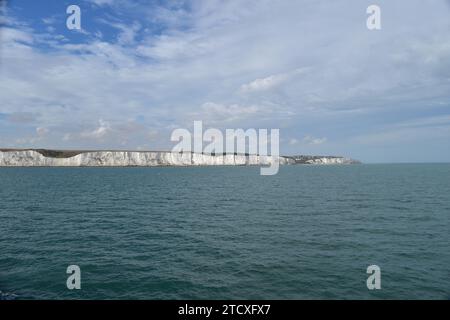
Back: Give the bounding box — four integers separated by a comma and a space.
0, 164, 449, 300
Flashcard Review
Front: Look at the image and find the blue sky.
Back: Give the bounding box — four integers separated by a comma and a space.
1, 0, 450, 162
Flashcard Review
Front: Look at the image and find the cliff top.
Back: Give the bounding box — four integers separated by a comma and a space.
0, 148, 359, 163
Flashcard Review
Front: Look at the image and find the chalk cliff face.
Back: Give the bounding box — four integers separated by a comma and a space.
286, 155, 361, 165
0, 150, 358, 166
0, 150, 293, 167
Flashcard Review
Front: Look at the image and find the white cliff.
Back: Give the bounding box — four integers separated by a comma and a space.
303, 157, 357, 165
287, 155, 360, 165
0, 150, 294, 167
0, 150, 359, 167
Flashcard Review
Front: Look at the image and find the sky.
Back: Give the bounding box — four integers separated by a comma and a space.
0, 0, 449, 163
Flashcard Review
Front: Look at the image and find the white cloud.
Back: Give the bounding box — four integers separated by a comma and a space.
1, 27, 34, 44
90, 0, 116, 6
303, 135, 327, 145
240, 73, 289, 93
287, 136, 327, 146
42, 17, 56, 25
240, 68, 307, 93
80, 119, 112, 139
97, 19, 141, 45
36, 127, 49, 137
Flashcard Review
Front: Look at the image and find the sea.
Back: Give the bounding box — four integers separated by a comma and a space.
0, 164, 449, 299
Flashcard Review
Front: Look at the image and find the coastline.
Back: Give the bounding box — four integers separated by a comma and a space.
0, 149, 360, 167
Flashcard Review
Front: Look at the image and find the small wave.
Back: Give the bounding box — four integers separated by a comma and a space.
0, 290, 18, 300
